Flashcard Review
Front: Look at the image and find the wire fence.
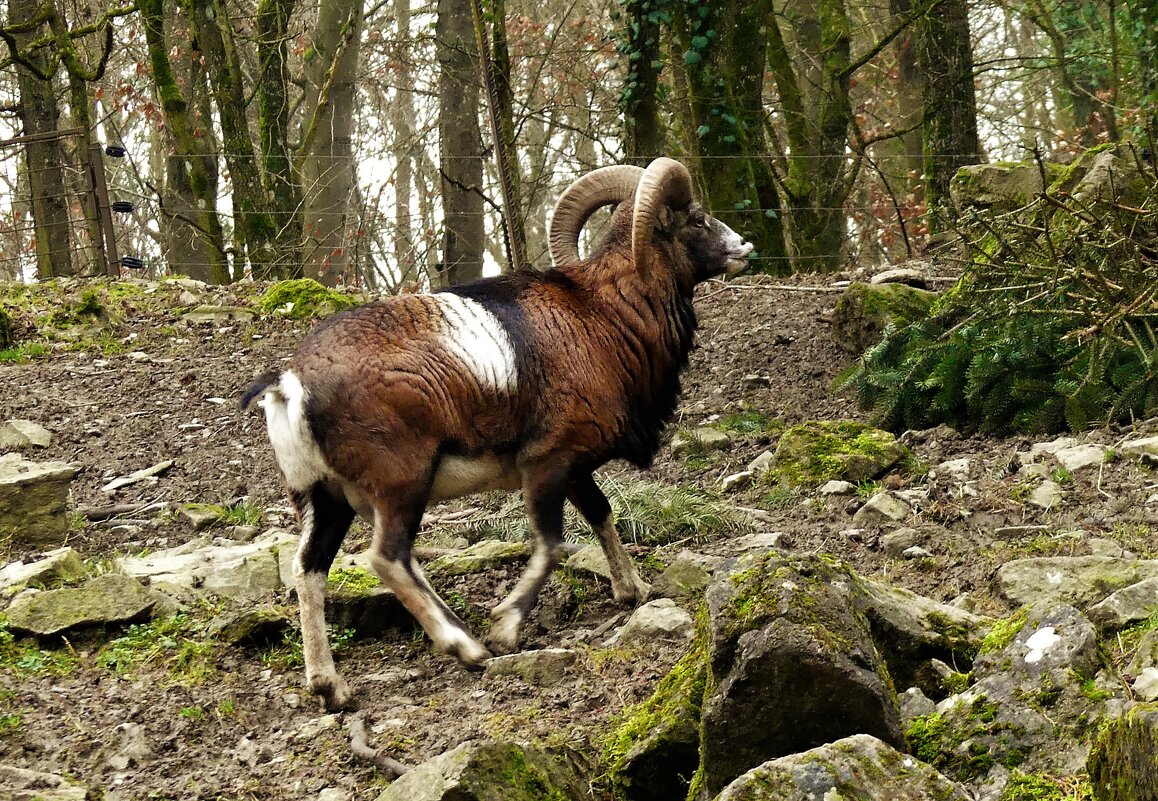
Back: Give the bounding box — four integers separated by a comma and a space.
0, 140, 1043, 287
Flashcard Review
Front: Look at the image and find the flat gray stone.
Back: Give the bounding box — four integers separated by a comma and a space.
1028, 480, 1063, 509
818, 479, 855, 496
0, 547, 86, 596
606, 598, 694, 646
747, 451, 774, 475
881, 528, 922, 557
565, 544, 611, 581
1133, 668, 1158, 701
652, 551, 717, 599
0, 419, 53, 449
484, 648, 577, 685
5, 573, 164, 636
720, 471, 753, 492
1087, 577, 1158, 631
1053, 444, 1106, 472
0, 765, 88, 800
1119, 435, 1158, 461
671, 427, 732, 456
426, 540, 529, 577
852, 492, 911, 526
996, 556, 1158, 609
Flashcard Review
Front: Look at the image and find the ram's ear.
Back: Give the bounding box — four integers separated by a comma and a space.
655, 205, 677, 235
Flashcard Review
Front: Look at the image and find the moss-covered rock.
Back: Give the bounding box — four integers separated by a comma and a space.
258, 278, 356, 320
698, 551, 905, 799
1087, 704, 1158, 801
0, 304, 13, 350
770, 420, 908, 487
0, 453, 79, 548
374, 739, 583, 801
598, 610, 709, 801
715, 733, 970, 801
5, 573, 165, 637
832, 282, 937, 353
427, 540, 530, 577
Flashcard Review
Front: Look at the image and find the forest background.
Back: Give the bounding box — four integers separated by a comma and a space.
1, 0, 1155, 289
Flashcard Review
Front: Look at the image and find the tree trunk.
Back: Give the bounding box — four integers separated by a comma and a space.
767, 0, 854, 272
676, 0, 787, 273
8, 0, 73, 278
256, 0, 303, 277
391, 0, 418, 286
621, 0, 665, 163
916, 0, 981, 232
141, 0, 229, 283
191, 0, 282, 279
436, 0, 485, 286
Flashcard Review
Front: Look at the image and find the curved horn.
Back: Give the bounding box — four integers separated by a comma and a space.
548, 165, 644, 266
632, 157, 694, 276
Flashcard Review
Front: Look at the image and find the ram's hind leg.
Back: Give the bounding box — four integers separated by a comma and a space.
291, 483, 356, 711
568, 473, 650, 604
486, 465, 568, 655
367, 503, 491, 668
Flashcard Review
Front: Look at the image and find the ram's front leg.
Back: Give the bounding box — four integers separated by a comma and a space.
568, 473, 650, 604
486, 466, 568, 655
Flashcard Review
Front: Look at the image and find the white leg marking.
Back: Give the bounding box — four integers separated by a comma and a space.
369, 553, 490, 666
293, 567, 351, 710
435, 294, 518, 392
488, 542, 560, 655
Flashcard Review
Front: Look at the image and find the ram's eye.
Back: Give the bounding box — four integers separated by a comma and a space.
692, 214, 707, 228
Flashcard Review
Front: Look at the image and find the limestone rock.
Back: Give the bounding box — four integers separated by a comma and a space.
0, 765, 89, 800
1086, 577, 1158, 632
818, 479, 855, 495
0, 547, 86, 596
1119, 435, 1158, 463
374, 740, 583, 801
699, 551, 904, 798
853, 576, 991, 692
426, 540, 529, 577
1127, 630, 1158, 675
714, 734, 970, 801
484, 648, 577, 686
208, 606, 293, 646
1133, 669, 1158, 702
5, 573, 165, 636
181, 305, 255, 325
719, 471, 752, 493
652, 552, 716, 599
671, 427, 732, 456
606, 598, 694, 646
0, 453, 79, 548
565, 544, 612, 582
900, 688, 937, 722
118, 529, 296, 601
0, 419, 53, 449
1053, 443, 1107, 472
746, 451, 774, 475
996, 556, 1158, 610
881, 527, 922, 557
853, 492, 912, 526
1028, 480, 1063, 509
870, 267, 928, 288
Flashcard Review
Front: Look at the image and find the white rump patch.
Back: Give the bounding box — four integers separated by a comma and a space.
435, 294, 518, 392
263, 370, 331, 491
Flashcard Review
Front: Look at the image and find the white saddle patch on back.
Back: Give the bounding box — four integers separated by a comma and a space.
435, 294, 518, 393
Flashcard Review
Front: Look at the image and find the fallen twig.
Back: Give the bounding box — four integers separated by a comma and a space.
347, 712, 410, 779
101, 460, 175, 493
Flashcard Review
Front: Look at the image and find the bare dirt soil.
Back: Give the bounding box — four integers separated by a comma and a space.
1, 272, 1156, 800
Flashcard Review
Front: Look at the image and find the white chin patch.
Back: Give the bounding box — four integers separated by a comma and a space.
436, 294, 518, 392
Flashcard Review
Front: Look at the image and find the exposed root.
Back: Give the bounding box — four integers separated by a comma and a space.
347, 712, 410, 779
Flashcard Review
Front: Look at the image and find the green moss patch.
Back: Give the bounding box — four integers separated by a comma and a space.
258, 278, 356, 319
769, 420, 908, 488
979, 607, 1031, 656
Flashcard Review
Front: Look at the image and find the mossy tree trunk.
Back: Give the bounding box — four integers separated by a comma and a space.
298, 0, 363, 286
621, 0, 665, 164
1127, 0, 1158, 144
256, 0, 303, 278
674, 0, 787, 274
7, 0, 73, 278
140, 0, 230, 283
436, 0, 485, 286
915, 0, 981, 233
765, 0, 855, 273
189, 0, 283, 280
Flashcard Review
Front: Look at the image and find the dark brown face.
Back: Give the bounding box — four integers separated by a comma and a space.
677, 203, 754, 283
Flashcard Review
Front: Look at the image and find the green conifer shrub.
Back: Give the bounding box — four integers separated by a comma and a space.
841, 145, 1158, 435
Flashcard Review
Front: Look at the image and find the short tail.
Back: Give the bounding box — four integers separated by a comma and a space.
241, 370, 282, 410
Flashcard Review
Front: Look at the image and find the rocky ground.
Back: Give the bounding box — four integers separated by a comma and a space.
1, 271, 1157, 801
